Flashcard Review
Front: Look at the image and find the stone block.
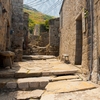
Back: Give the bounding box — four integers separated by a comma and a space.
45, 81, 97, 94
17, 80, 29, 90
29, 82, 39, 89
40, 81, 48, 89
6, 82, 17, 89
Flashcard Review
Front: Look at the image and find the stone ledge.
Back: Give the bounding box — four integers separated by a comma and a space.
0, 77, 52, 90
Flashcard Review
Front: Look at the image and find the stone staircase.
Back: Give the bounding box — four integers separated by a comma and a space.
0, 75, 80, 91
0, 56, 97, 100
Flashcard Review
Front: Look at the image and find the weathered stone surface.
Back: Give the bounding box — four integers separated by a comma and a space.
23, 55, 56, 60
51, 64, 79, 75
29, 81, 40, 89
0, 60, 79, 78
17, 79, 29, 90
23, 12, 29, 51
50, 75, 79, 82
45, 81, 97, 94
15, 90, 44, 99
0, 72, 14, 78
52, 70, 78, 75
42, 71, 52, 76
0, 90, 44, 100
41, 94, 55, 100
41, 87, 100, 100
6, 82, 17, 89
15, 71, 42, 78
11, 0, 24, 62
0, 0, 12, 51
0, 77, 51, 90
46, 18, 60, 56
59, 0, 100, 83
0, 78, 16, 88
40, 81, 48, 89
15, 77, 51, 90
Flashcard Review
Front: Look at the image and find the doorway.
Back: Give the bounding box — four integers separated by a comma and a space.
75, 14, 83, 65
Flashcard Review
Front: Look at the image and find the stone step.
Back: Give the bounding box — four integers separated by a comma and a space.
0, 77, 52, 90
0, 90, 44, 100
50, 75, 80, 82
0, 75, 81, 90
0, 62, 79, 78
0, 69, 78, 78
44, 81, 97, 94
23, 55, 56, 60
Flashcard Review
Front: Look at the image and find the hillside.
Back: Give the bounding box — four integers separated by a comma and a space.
23, 4, 54, 33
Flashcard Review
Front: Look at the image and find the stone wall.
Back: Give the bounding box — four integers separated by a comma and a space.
0, 0, 12, 51
31, 23, 49, 47
46, 18, 60, 56
23, 12, 29, 50
11, 0, 23, 61
92, 0, 100, 83
49, 18, 60, 47
59, 0, 89, 74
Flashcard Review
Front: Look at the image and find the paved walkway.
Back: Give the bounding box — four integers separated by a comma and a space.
0, 55, 99, 100
0, 58, 79, 78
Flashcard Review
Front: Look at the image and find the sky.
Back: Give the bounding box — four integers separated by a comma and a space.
23, 0, 63, 17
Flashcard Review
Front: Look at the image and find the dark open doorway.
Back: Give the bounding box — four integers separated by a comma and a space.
75, 14, 83, 65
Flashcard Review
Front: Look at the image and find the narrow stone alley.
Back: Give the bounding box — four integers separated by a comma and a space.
0, 55, 100, 100
1, 0, 100, 100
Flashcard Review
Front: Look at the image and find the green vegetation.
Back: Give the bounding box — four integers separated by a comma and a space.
28, 18, 35, 33
23, 5, 54, 33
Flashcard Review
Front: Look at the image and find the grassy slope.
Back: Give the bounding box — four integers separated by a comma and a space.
23, 8, 53, 24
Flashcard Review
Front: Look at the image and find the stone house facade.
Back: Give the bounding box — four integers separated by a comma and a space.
59, 0, 100, 83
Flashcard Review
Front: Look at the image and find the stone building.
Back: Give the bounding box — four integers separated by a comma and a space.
46, 18, 60, 56
59, 0, 100, 83
0, 0, 12, 51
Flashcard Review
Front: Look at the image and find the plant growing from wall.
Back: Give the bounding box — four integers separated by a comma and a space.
84, 9, 88, 18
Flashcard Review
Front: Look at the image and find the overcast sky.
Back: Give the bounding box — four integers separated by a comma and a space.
23, 0, 63, 17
